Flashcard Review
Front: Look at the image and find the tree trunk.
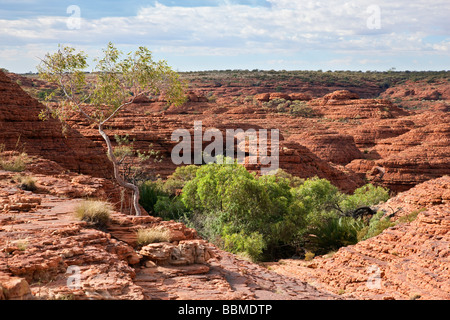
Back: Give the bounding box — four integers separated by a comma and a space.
98, 124, 142, 216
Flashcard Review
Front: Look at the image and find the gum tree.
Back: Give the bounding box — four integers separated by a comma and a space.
38, 42, 186, 216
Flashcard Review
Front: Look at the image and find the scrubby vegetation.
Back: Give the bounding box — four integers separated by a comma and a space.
140, 159, 392, 261
0, 144, 29, 172
181, 69, 450, 90
262, 98, 315, 117
74, 200, 112, 228
14, 174, 37, 191
136, 227, 171, 246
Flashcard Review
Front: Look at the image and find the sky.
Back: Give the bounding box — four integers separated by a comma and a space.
0, 0, 449, 73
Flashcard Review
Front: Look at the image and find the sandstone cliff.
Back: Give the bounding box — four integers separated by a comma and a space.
0, 71, 112, 178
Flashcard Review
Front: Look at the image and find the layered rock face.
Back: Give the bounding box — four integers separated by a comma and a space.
346, 112, 450, 192
267, 176, 450, 300
309, 90, 408, 120
287, 131, 363, 165
0, 71, 112, 178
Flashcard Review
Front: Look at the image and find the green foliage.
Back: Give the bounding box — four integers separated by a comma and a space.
223, 230, 266, 262
339, 184, 390, 213
37, 42, 187, 125
139, 181, 164, 214
289, 101, 315, 117
162, 165, 199, 195
397, 208, 424, 224
181, 159, 308, 260
146, 162, 391, 261
357, 211, 394, 242
153, 195, 190, 221
357, 208, 424, 242
310, 216, 366, 253
262, 98, 315, 117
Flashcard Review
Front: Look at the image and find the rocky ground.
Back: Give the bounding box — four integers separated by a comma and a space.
0, 164, 336, 300
1, 70, 449, 300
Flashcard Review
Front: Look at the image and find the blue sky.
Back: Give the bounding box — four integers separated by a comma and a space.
1, 0, 449, 73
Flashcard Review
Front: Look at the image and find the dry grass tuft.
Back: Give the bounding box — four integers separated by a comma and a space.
74, 200, 112, 227
136, 227, 171, 246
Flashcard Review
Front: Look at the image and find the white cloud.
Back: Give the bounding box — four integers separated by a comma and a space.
0, 0, 449, 72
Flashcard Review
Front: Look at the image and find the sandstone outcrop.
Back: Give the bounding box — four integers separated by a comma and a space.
310, 94, 408, 120
345, 114, 450, 192
0, 71, 113, 178
287, 131, 363, 165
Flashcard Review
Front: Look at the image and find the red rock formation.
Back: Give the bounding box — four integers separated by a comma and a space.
289, 93, 312, 101
287, 131, 363, 165
0, 71, 113, 178
356, 116, 450, 192
310, 92, 408, 120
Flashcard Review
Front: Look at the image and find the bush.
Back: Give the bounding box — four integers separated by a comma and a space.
289, 101, 315, 117
339, 184, 390, 213
295, 180, 390, 254
153, 195, 190, 221
181, 159, 308, 260
74, 200, 112, 227
261, 99, 315, 118
357, 211, 394, 241
310, 216, 366, 253
0, 152, 29, 172
136, 227, 171, 246
162, 165, 199, 195
15, 175, 37, 191
223, 230, 266, 262
156, 161, 392, 261
139, 181, 164, 214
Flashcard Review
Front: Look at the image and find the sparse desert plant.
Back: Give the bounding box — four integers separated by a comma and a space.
15, 174, 37, 191
304, 251, 315, 261
74, 200, 112, 227
14, 239, 29, 251
136, 227, 171, 246
289, 101, 315, 118
396, 208, 425, 224
0, 152, 29, 172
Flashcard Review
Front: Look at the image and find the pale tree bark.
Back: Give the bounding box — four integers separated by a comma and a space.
98, 123, 142, 216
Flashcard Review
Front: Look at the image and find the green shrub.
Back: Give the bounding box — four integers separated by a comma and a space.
340, 184, 390, 213
181, 159, 308, 260
153, 195, 190, 221
165, 161, 392, 261
139, 180, 164, 214
357, 211, 394, 241
397, 208, 424, 224
74, 200, 112, 227
304, 251, 315, 261
289, 101, 315, 117
162, 165, 199, 195
223, 230, 266, 262
309, 216, 366, 253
